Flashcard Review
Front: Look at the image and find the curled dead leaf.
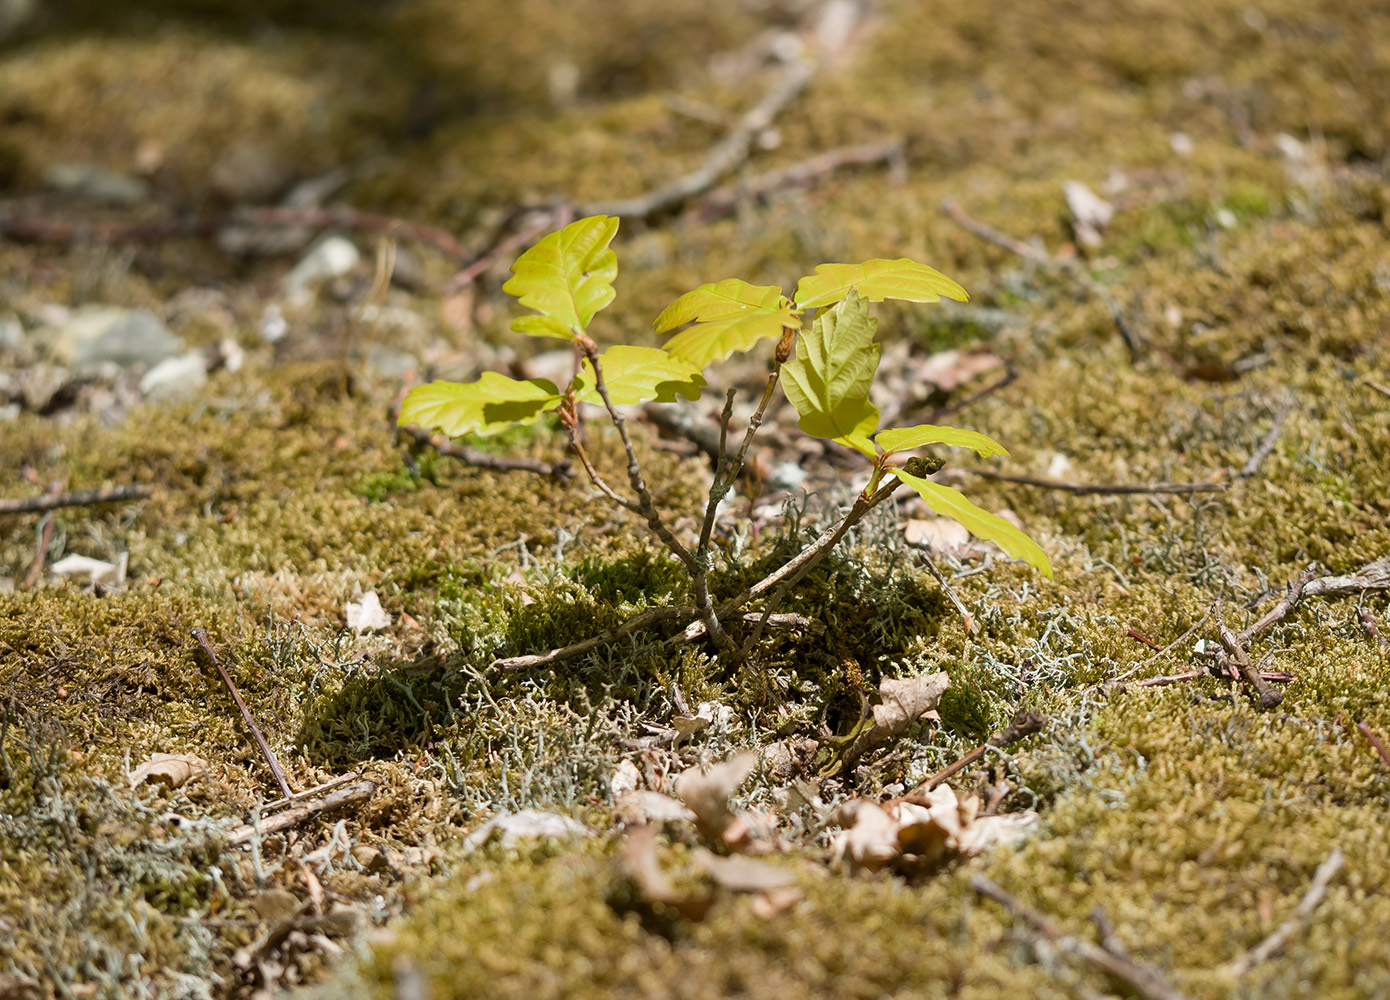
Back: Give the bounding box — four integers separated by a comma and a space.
839, 671, 949, 770
674, 751, 756, 843
129, 752, 208, 790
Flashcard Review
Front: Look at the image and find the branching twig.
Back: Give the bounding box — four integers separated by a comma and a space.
193, 628, 294, 799
1215, 601, 1283, 709
1222, 849, 1344, 977
491, 475, 908, 671
972, 875, 1193, 1000
225, 778, 379, 846
907, 708, 1048, 794
0, 483, 154, 515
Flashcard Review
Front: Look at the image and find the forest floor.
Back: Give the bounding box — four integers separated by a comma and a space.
1, 1, 1388, 998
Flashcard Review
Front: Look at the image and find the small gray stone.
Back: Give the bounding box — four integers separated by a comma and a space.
44, 163, 149, 206
366, 344, 420, 378
19, 363, 73, 412
139, 352, 208, 399
51, 306, 184, 369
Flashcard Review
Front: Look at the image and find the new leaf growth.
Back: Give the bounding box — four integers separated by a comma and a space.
399, 215, 1051, 670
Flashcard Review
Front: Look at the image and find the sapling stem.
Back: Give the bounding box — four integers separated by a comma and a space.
489, 473, 909, 672
566, 421, 640, 513
583, 345, 699, 576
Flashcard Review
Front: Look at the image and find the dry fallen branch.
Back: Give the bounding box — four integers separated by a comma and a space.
1222, 848, 1344, 977
225, 778, 379, 846
908, 707, 1048, 794
193, 627, 294, 799
962, 468, 1225, 496
0, 205, 467, 261
582, 57, 816, 220
694, 139, 905, 221
397, 421, 573, 481
972, 875, 1193, 1000
1358, 722, 1390, 770
1236, 404, 1292, 481
0, 483, 153, 516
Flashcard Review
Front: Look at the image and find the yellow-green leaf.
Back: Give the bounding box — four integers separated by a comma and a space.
502, 215, 619, 340
780, 292, 881, 455
573, 345, 705, 406
794, 258, 969, 310
892, 468, 1052, 578
875, 424, 1010, 458
654, 279, 799, 367
398, 373, 562, 439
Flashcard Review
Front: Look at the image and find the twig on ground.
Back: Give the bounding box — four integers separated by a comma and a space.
581, 57, 816, 220
444, 206, 574, 296
643, 402, 725, 466
671, 611, 824, 645
925, 366, 1020, 423
396, 418, 572, 481
1237, 404, 1292, 480
694, 139, 905, 221
1215, 601, 1283, 709
22, 511, 58, 589
193, 627, 294, 799
941, 200, 1053, 266
916, 548, 974, 631
972, 875, 1193, 1000
0, 483, 154, 515
939, 199, 1146, 363
1364, 378, 1390, 399
0, 205, 468, 261
1222, 848, 1344, 977
961, 468, 1225, 495
1358, 607, 1390, 648
907, 708, 1048, 794
1358, 722, 1390, 769
224, 777, 379, 846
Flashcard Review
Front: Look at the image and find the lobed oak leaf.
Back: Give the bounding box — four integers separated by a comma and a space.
794, 258, 968, 310
503, 215, 619, 340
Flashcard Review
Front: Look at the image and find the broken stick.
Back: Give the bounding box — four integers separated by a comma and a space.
0, 483, 153, 516
972, 875, 1193, 1000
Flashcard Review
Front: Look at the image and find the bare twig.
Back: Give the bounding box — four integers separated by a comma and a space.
581, 57, 816, 220
493, 605, 695, 671
1358, 607, 1390, 648
1358, 722, 1390, 769
695, 139, 905, 221
972, 875, 1193, 1000
907, 708, 1048, 794
224, 778, 379, 846
491, 475, 909, 671
962, 468, 1225, 495
193, 628, 294, 799
1, 205, 468, 261
941, 200, 1053, 266
672, 611, 824, 644
1222, 849, 1344, 977
1215, 601, 1283, 709
444, 206, 573, 296
925, 365, 1020, 423
22, 512, 58, 589
1364, 378, 1390, 399
396, 420, 572, 481
643, 403, 724, 465
0, 483, 154, 515
1237, 404, 1292, 481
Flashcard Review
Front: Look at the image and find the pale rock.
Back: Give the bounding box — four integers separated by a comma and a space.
49, 306, 183, 369
1170, 131, 1195, 157
140, 352, 208, 399
44, 163, 149, 205
461, 809, 592, 853
284, 236, 361, 303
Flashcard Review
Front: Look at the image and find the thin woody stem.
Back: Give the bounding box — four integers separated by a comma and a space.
740, 475, 904, 653
490, 474, 907, 672
585, 348, 698, 576
567, 422, 640, 513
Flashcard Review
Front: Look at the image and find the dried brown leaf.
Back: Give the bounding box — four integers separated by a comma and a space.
693, 848, 798, 893
621, 824, 713, 921
614, 790, 697, 828
129, 752, 208, 790
840, 672, 949, 769
675, 751, 756, 842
